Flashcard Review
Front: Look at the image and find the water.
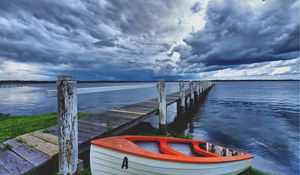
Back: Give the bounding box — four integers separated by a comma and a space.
191, 81, 299, 175
0, 81, 299, 174
161, 81, 298, 175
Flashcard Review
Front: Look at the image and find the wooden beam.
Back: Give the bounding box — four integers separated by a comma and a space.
47, 84, 156, 97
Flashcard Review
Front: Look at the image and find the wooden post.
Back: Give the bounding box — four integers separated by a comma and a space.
157, 80, 167, 135
189, 81, 194, 106
57, 75, 78, 175
177, 80, 185, 116
196, 81, 201, 102
195, 81, 200, 103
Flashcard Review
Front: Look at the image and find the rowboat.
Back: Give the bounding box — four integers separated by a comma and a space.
90, 136, 253, 175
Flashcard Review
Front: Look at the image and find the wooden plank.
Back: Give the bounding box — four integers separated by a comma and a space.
4, 139, 50, 167
0, 163, 11, 175
31, 131, 58, 145
78, 122, 106, 135
79, 117, 108, 128
94, 112, 133, 123
17, 134, 58, 157
44, 126, 58, 136
112, 110, 158, 135
117, 106, 155, 114
110, 109, 147, 115
78, 121, 107, 131
78, 119, 107, 128
107, 111, 140, 120
80, 115, 124, 128
0, 149, 34, 175
126, 101, 158, 107
78, 131, 98, 144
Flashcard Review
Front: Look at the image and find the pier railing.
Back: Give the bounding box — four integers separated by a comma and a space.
46, 75, 214, 175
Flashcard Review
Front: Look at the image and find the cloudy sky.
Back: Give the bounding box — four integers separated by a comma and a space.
0, 0, 299, 80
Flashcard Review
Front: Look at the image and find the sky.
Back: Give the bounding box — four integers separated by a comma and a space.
0, 0, 299, 80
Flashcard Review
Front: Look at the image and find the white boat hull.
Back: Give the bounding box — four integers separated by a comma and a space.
90, 145, 253, 175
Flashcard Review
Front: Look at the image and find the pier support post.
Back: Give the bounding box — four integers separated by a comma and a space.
195, 81, 200, 103
177, 80, 185, 116
157, 80, 167, 135
189, 81, 194, 107
197, 82, 201, 101
57, 75, 78, 175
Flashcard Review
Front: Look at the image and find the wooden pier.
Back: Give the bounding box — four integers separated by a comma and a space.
0, 78, 214, 175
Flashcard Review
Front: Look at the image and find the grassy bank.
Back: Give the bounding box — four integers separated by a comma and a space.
0, 112, 92, 143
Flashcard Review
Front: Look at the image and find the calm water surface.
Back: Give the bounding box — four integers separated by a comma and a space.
162, 81, 299, 175
0, 81, 299, 175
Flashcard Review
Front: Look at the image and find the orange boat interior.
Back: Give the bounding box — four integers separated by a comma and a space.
91, 136, 253, 163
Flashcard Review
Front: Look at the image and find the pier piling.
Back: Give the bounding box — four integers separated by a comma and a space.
57, 75, 78, 175
157, 80, 167, 135
177, 80, 185, 117
189, 81, 194, 107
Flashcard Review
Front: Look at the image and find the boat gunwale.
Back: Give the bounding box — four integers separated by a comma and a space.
91, 136, 254, 163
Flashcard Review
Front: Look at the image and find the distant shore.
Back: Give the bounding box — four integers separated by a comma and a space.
0, 79, 299, 85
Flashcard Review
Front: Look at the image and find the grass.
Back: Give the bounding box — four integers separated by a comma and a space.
106, 119, 113, 135
78, 168, 92, 175
0, 143, 12, 152
0, 112, 92, 143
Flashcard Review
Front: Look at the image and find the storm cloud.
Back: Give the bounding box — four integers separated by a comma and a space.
174, 0, 299, 68
0, 0, 299, 80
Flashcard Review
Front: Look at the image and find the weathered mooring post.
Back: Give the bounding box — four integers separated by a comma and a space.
57, 75, 78, 175
157, 79, 167, 135
189, 81, 194, 107
177, 80, 185, 116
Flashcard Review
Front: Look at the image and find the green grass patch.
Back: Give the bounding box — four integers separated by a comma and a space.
78, 168, 91, 175
0, 112, 92, 143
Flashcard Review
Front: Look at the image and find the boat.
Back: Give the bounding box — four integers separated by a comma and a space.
90, 136, 254, 175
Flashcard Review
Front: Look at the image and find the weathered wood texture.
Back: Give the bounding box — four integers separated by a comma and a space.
157, 80, 167, 134
189, 81, 194, 105
57, 75, 78, 175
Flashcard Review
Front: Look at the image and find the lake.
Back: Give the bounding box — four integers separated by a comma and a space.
0, 81, 299, 175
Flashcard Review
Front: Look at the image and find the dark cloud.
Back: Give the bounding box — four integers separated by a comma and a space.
0, 0, 183, 71
190, 2, 202, 13
175, 0, 299, 68
0, 0, 298, 80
